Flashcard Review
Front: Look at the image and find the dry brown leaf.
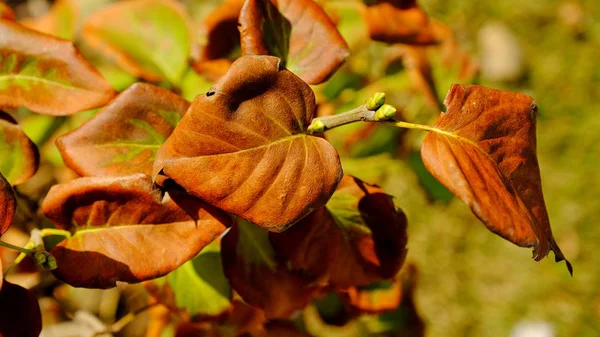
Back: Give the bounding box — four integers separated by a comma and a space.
239, 0, 349, 84
42, 174, 230, 288
57, 82, 190, 177
421, 84, 571, 273
154, 55, 342, 232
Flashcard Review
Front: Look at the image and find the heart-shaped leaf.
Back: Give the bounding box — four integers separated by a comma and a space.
57, 82, 190, 177
239, 0, 350, 84
363, 0, 437, 45
41, 174, 230, 288
222, 219, 322, 319
154, 55, 342, 231
0, 172, 15, 236
270, 175, 408, 288
421, 84, 571, 273
82, 0, 191, 83
0, 111, 39, 185
0, 19, 115, 115
0, 281, 42, 337
0, 3, 15, 21
166, 240, 232, 317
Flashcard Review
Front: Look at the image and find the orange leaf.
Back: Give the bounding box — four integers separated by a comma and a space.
0, 281, 42, 337
41, 174, 230, 288
0, 20, 115, 115
421, 84, 571, 273
154, 55, 342, 231
0, 172, 15, 237
0, 111, 39, 185
57, 83, 190, 177
0, 3, 15, 21
221, 219, 322, 319
363, 0, 437, 45
270, 175, 408, 288
239, 0, 349, 84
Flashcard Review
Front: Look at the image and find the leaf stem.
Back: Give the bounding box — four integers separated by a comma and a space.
39, 228, 72, 239
307, 104, 376, 134
393, 121, 437, 132
0, 240, 34, 255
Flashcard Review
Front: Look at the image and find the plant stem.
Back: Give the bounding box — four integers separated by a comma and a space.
0, 239, 34, 255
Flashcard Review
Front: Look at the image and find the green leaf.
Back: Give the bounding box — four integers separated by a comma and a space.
82, 0, 191, 84
0, 111, 39, 185
167, 240, 232, 317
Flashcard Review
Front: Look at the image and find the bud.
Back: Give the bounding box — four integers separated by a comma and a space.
307, 119, 326, 133
44, 254, 57, 270
34, 251, 47, 265
366, 92, 386, 111
374, 104, 397, 121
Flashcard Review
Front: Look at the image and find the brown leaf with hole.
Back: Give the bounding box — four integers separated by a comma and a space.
0, 172, 15, 237
41, 174, 230, 288
0, 20, 115, 115
239, 0, 349, 84
0, 111, 39, 185
421, 84, 571, 273
270, 175, 408, 289
0, 281, 42, 337
363, 0, 437, 45
57, 82, 190, 177
222, 220, 322, 319
154, 55, 342, 232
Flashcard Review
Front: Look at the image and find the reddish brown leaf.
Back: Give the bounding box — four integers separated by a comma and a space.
421, 84, 571, 273
0, 281, 42, 337
0, 4, 15, 21
0, 20, 115, 115
41, 174, 230, 288
191, 0, 245, 81
0, 111, 39, 185
363, 0, 437, 45
222, 220, 322, 319
57, 83, 190, 177
265, 321, 310, 337
154, 55, 342, 232
0, 172, 15, 237
239, 0, 349, 84
271, 175, 408, 288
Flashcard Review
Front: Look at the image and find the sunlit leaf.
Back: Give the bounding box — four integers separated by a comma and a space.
155, 55, 342, 231
21, 0, 78, 40
0, 281, 42, 337
363, 0, 437, 45
421, 84, 572, 273
57, 82, 190, 177
0, 111, 39, 185
41, 174, 230, 288
0, 172, 15, 236
271, 175, 408, 288
345, 280, 401, 313
82, 0, 191, 83
166, 240, 232, 317
0, 20, 116, 115
222, 219, 322, 318
239, 0, 350, 84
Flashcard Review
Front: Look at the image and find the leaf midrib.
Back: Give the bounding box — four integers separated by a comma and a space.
0, 74, 85, 91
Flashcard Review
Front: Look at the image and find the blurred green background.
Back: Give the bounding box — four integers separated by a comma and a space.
389, 1, 600, 336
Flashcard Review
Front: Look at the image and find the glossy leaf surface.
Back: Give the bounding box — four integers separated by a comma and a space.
222, 219, 321, 318
155, 55, 342, 231
41, 174, 230, 288
363, 0, 437, 45
57, 83, 190, 177
0, 172, 15, 236
271, 175, 408, 288
239, 0, 349, 84
0, 111, 39, 185
82, 0, 191, 83
166, 240, 232, 317
0, 282, 42, 337
421, 84, 571, 272
0, 19, 115, 115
